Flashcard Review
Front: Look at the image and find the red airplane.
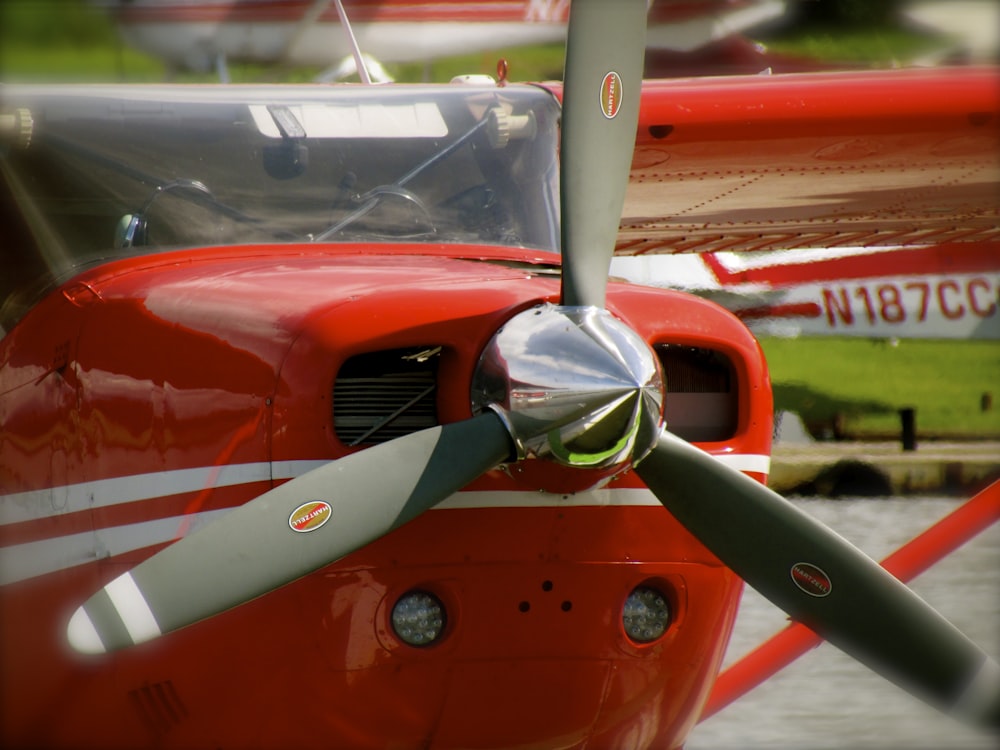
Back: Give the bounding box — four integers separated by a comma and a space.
2, 2, 999, 748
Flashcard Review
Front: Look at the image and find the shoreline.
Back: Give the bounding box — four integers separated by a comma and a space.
768, 440, 1000, 497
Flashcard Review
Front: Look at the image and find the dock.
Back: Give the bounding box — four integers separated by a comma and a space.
768, 441, 1000, 497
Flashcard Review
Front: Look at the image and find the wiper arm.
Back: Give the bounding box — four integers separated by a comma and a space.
312, 115, 490, 242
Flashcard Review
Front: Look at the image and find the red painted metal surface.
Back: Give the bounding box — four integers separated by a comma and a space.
0, 243, 772, 748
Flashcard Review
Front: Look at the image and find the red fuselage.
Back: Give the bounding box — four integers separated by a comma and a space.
1, 242, 772, 748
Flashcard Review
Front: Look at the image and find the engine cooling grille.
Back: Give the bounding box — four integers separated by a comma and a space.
656, 344, 738, 443
333, 346, 441, 446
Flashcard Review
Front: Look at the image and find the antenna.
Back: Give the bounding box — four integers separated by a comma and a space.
332, 0, 373, 84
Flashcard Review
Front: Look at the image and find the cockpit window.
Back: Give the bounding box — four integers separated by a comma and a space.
0, 83, 561, 334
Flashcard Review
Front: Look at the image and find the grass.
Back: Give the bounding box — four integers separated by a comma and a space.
756, 22, 949, 67
761, 28, 944, 66
760, 337, 1000, 440
389, 44, 567, 84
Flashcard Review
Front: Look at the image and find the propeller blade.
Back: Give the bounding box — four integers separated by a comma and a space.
559, 0, 646, 309
68, 413, 513, 654
636, 429, 1000, 728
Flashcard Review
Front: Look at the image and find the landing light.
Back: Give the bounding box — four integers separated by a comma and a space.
391, 591, 446, 647
622, 585, 671, 643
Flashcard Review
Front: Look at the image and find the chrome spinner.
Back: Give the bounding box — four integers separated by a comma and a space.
472, 304, 664, 469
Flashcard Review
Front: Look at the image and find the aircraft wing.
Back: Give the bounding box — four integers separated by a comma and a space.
592, 66, 1000, 339
618, 66, 999, 255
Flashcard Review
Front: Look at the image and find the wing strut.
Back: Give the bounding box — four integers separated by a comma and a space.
331, 0, 372, 84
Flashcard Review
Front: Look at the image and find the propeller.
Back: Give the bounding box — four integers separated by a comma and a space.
66, 0, 1000, 731
68, 414, 513, 653
559, 0, 646, 308
636, 432, 1000, 727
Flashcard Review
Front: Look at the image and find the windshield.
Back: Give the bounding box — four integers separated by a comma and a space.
0, 83, 561, 333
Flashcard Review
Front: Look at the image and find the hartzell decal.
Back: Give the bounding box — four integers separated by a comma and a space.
790, 562, 833, 598
289, 501, 332, 533
600, 71, 622, 119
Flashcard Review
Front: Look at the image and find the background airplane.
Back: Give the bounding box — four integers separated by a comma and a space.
610, 244, 1000, 340
93, 0, 789, 80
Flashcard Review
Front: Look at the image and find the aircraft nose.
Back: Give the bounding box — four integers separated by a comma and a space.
301, 528, 738, 749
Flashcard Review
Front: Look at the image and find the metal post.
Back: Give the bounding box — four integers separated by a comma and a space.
899, 407, 916, 452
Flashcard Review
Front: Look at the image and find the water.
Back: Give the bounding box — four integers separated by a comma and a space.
685, 495, 1000, 750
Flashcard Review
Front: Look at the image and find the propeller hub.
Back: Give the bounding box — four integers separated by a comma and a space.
472, 304, 664, 469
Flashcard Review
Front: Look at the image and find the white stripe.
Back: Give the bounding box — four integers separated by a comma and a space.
437, 488, 663, 509
0, 509, 231, 585
272, 459, 327, 480
67, 607, 106, 655
717, 245, 905, 272
0, 488, 669, 583
104, 572, 162, 645
714, 453, 771, 475
2, 454, 769, 526
0, 463, 271, 526
0, 453, 770, 584
274, 455, 770, 483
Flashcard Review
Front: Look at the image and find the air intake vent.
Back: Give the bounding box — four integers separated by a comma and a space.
656, 344, 737, 442
333, 346, 441, 446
